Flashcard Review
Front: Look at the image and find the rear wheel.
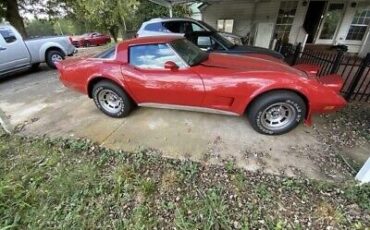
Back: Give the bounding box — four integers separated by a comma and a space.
92, 81, 133, 118
247, 91, 306, 135
46, 50, 64, 69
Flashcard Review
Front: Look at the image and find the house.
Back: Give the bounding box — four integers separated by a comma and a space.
191, 0, 370, 57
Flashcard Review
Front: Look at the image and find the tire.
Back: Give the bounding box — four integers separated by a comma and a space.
92, 81, 133, 118
46, 50, 64, 69
85, 41, 91, 47
247, 91, 306, 135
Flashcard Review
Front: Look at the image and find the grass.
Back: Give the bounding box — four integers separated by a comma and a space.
0, 133, 369, 229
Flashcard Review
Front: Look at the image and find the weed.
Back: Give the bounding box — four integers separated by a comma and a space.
344, 183, 370, 211
139, 179, 157, 197
255, 183, 272, 201
179, 160, 199, 182
225, 160, 235, 173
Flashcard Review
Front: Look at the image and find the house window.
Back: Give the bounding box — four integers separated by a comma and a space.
346, 7, 370, 41
217, 19, 234, 33
275, 1, 298, 41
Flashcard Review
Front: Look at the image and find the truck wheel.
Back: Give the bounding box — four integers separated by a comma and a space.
46, 50, 64, 69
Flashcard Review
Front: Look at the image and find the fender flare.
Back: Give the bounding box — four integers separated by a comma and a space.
39, 42, 68, 62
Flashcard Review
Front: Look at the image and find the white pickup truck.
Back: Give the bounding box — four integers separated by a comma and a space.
0, 24, 76, 77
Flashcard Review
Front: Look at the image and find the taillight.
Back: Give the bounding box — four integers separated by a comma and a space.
69, 37, 73, 44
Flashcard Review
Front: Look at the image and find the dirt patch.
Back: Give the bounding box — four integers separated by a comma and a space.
313, 102, 370, 171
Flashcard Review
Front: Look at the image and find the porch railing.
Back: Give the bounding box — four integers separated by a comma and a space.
276, 42, 370, 102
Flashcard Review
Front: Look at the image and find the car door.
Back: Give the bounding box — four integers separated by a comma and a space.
122, 43, 205, 106
93, 33, 104, 45
0, 27, 30, 74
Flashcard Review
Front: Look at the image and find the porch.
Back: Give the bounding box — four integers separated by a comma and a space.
194, 0, 370, 57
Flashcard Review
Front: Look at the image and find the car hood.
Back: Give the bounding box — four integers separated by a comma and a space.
218, 32, 242, 39
200, 53, 306, 77
228, 45, 284, 59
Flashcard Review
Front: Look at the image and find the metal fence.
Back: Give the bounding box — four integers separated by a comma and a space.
276, 42, 370, 102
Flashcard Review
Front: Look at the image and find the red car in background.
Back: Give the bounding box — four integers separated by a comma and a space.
56, 36, 346, 135
71, 32, 111, 47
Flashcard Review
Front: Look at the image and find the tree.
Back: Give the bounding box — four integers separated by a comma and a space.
67, 0, 139, 41
26, 19, 55, 37
0, 0, 27, 37
132, 0, 190, 29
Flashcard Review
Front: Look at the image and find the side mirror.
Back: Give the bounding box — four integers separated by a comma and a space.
164, 61, 179, 71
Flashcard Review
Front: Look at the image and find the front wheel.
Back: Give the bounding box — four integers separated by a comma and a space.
247, 91, 306, 135
92, 81, 133, 118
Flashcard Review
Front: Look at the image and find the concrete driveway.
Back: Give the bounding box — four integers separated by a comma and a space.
0, 50, 352, 181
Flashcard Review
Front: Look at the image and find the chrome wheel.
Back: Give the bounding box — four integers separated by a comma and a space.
51, 54, 63, 63
260, 102, 296, 131
97, 89, 123, 114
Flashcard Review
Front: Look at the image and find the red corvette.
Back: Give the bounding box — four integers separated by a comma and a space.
71, 32, 111, 47
56, 36, 346, 135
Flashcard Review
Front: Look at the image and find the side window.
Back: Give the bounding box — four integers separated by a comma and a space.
145, 22, 165, 32
0, 28, 17, 43
129, 44, 185, 69
163, 21, 183, 33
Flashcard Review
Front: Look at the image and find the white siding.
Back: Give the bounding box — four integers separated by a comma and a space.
290, 0, 308, 44
202, 1, 255, 36
201, 1, 282, 38
254, 1, 280, 23
198, 0, 370, 54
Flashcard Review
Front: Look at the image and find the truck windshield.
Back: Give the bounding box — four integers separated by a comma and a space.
212, 33, 235, 49
170, 39, 208, 66
196, 21, 217, 32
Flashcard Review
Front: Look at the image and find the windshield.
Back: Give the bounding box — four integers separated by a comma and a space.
170, 39, 208, 66
213, 32, 235, 49
195, 21, 235, 49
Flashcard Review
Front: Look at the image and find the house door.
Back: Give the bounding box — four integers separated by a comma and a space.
315, 2, 345, 44
304, 1, 327, 43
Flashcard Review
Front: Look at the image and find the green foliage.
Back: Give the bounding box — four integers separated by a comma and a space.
175, 188, 232, 229
179, 160, 199, 182
54, 18, 86, 35
139, 179, 157, 197
344, 183, 370, 211
131, 0, 191, 29
26, 19, 55, 37
1, 134, 369, 228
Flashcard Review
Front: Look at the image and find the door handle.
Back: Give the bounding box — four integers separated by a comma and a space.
0, 47, 6, 51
